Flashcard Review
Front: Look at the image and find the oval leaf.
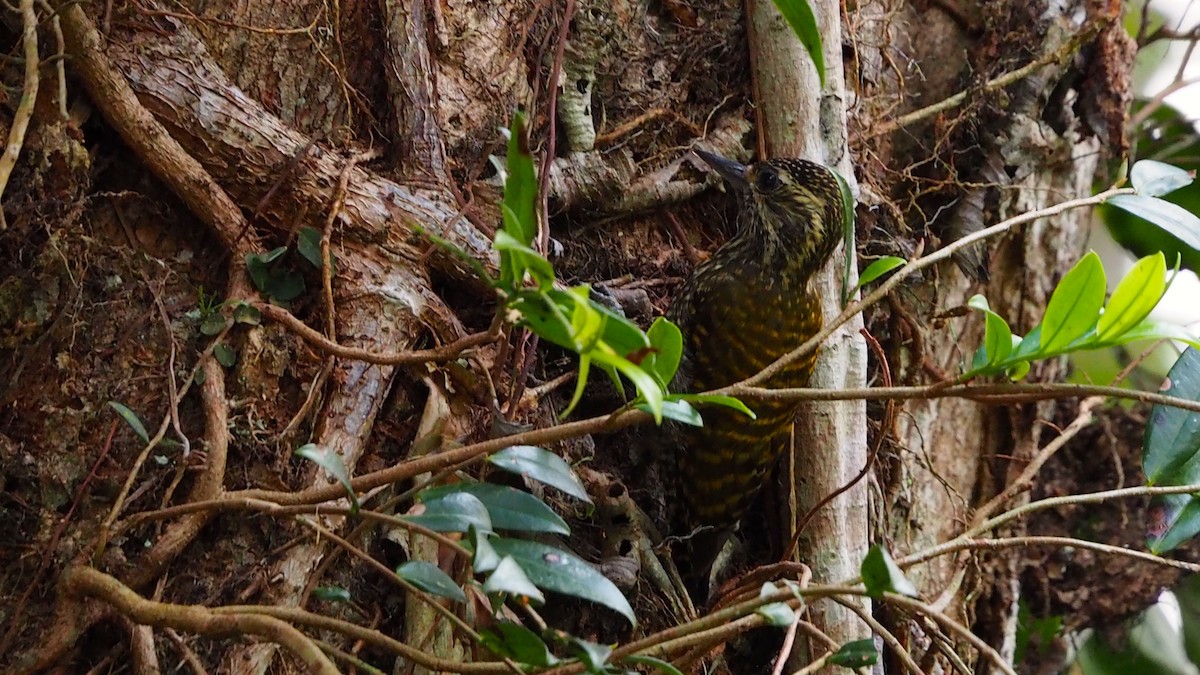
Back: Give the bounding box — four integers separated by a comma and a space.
294, 443, 359, 512
857, 256, 906, 288
829, 639, 880, 668
861, 545, 918, 599
1131, 160, 1194, 198
756, 602, 795, 627
479, 621, 560, 667
489, 445, 592, 503
966, 294, 1013, 369
407, 491, 492, 534
214, 343, 236, 367
1144, 347, 1200, 485
1039, 251, 1106, 353
108, 401, 149, 444
675, 393, 757, 419
771, 0, 825, 87
312, 586, 351, 603
1107, 194, 1200, 253
418, 483, 570, 535
1147, 493, 1200, 555
646, 317, 683, 388
1098, 252, 1166, 341
469, 525, 501, 573
490, 537, 636, 626
637, 399, 702, 426
396, 561, 467, 603
481, 556, 545, 604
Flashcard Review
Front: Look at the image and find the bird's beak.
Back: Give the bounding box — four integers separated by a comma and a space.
695, 150, 749, 190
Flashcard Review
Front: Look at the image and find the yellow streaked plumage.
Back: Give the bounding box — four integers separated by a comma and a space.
667, 151, 844, 593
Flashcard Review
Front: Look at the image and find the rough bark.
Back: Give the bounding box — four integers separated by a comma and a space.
747, 0, 871, 662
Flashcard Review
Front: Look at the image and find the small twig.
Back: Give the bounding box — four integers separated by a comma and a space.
214, 604, 512, 673
0, 0, 40, 230
149, 280, 191, 457
970, 396, 1103, 524
870, 20, 1104, 138
1129, 74, 1200, 130
293, 517, 526, 675
320, 156, 364, 337
536, 0, 577, 253
35, 0, 68, 121
257, 302, 502, 365
831, 596, 927, 675
769, 608, 803, 675
63, 567, 338, 675
163, 628, 210, 675
901, 535, 1200, 574
882, 593, 1015, 675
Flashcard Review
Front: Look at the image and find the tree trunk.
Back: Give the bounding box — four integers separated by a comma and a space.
0, 0, 1156, 672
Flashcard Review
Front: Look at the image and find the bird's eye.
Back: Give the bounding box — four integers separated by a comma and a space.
756, 168, 781, 191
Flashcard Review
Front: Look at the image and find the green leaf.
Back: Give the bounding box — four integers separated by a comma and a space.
108, 401, 149, 444
490, 537, 636, 626
258, 246, 288, 264
418, 483, 570, 535
245, 248, 306, 302
468, 526, 501, 573
495, 222, 555, 290
479, 621, 560, 667
1107, 194, 1200, 254
294, 444, 360, 512
1143, 348, 1200, 485
503, 113, 538, 246
1131, 160, 1194, 197
594, 347, 664, 423
510, 294, 575, 351
967, 295, 1013, 368
567, 286, 606, 352
592, 299, 653, 358
645, 317, 683, 389
1091, 317, 1200, 351
770, 0, 825, 87
756, 602, 795, 626
672, 393, 757, 419
1039, 251, 1105, 353
395, 561, 467, 602
1147, 493, 1200, 554
488, 445, 592, 503
828, 639, 879, 668
297, 227, 335, 271
200, 312, 227, 336
214, 343, 236, 367
637, 399, 702, 426
857, 256, 906, 288
312, 586, 351, 603
407, 491, 492, 533
623, 655, 685, 675
481, 555, 546, 604
860, 545, 918, 599
1098, 253, 1166, 341
231, 303, 261, 326
566, 636, 613, 671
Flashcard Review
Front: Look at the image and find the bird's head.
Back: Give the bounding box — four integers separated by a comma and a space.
695, 150, 844, 274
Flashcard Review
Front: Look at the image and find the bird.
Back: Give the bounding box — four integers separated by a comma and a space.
667, 150, 845, 600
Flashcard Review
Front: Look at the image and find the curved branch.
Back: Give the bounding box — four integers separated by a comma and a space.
61, 567, 338, 675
